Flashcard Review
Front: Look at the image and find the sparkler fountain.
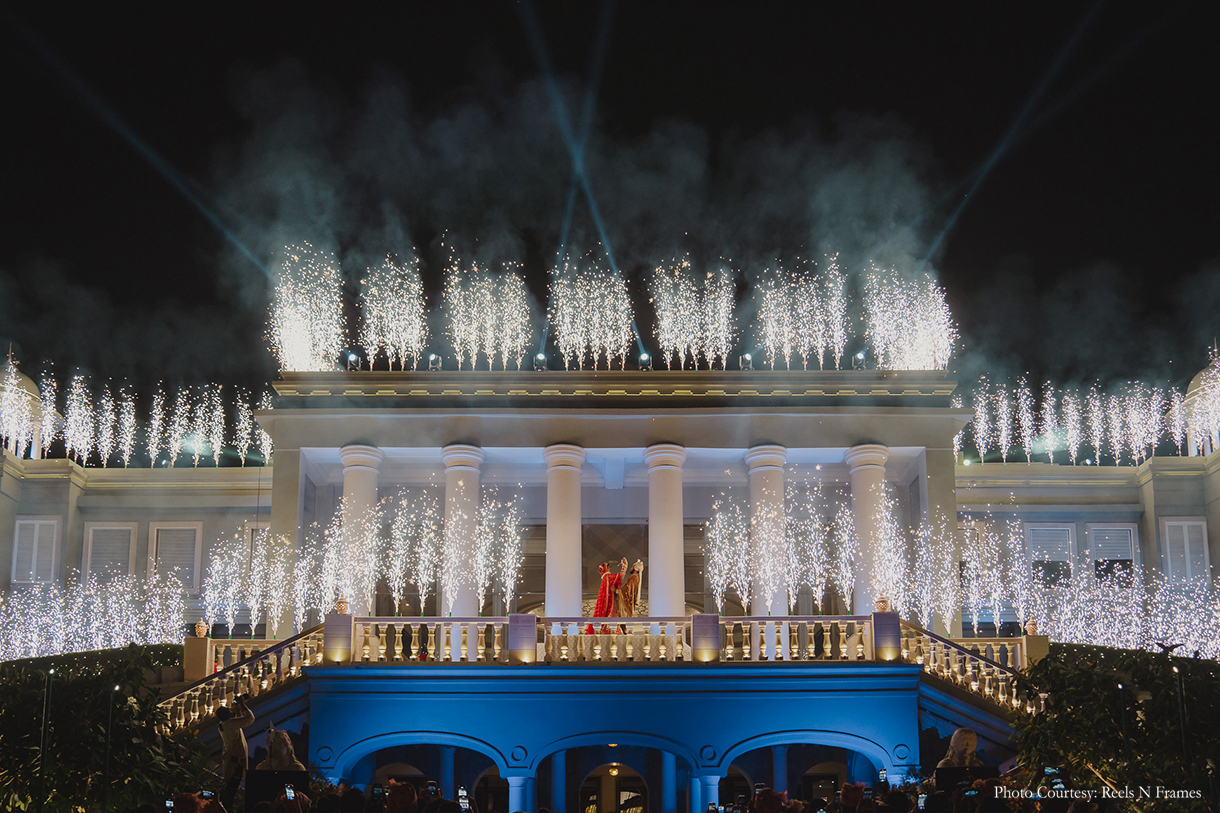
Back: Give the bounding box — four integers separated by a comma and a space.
269, 242, 346, 373
360, 254, 429, 370
443, 260, 531, 371
548, 258, 634, 369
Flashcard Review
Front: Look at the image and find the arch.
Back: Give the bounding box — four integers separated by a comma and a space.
719, 731, 891, 775
331, 731, 510, 781
530, 731, 700, 771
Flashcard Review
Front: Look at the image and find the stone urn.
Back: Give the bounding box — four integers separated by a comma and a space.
875, 595, 891, 613
1024, 619, 1039, 636
335, 595, 350, 615
194, 618, 208, 638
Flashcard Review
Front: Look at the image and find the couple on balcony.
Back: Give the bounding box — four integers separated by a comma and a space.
586, 556, 643, 633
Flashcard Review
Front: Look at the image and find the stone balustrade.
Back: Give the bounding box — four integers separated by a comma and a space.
159, 614, 1051, 733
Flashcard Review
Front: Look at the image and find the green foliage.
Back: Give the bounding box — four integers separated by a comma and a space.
1014, 643, 1219, 812
0, 644, 213, 812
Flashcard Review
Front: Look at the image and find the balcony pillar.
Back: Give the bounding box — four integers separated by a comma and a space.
339, 444, 384, 617
440, 745, 456, 800
441, 444, 485, 617
772, 744, 788, 794
544, 444, 586, 618
745, 445, 788, 616
845, 444, 890, 615
645, 444, 688, 619
551, 749, 567, 813
508, 776, 529, 813
661, 751, 678, 813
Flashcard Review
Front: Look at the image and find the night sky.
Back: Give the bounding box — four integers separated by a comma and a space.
1, 3, 1217, 393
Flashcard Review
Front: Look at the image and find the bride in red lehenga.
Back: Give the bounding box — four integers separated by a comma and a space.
586, 558, 627, 634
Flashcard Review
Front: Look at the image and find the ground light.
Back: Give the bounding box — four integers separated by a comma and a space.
534, 353, 548, 371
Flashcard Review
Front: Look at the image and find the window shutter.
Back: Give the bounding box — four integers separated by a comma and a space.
13, 522, 37, 581
89, 528, 133, 582
1166, 523, 1188, 579
1091, 528, 1134, 561
1091, 527, 1134, 586
1029, 526, 1072, 587
1187, 522, 1207, 579
34, 523, 55, 581
12, 521, 55, 583
155, 527, 198, 588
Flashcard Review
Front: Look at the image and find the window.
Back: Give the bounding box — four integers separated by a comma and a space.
11, 518, 59, 584
1161, 518, 1211, 584
148, 522, 203, 591
1026, 523, 1074, 588
84, 523, 138, 583
1087, 523, 1137, 587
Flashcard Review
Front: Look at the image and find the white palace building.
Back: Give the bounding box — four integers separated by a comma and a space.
2, 367, 1218, 810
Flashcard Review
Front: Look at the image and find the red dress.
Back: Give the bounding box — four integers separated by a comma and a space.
586, 563, 622, 634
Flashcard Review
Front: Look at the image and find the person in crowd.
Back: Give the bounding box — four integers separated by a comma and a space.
273, 788, 312, 812
316, 791, 343, 813
422, 794, 447, 813
386, 781, 419, 813
880, 789, 911, 812
937, 729, 984, 769
257, 729, 307, 772
249, 803, 273, 813
437, 799, 462, 813
341, 785, 372, 812
215, 695, 255, 809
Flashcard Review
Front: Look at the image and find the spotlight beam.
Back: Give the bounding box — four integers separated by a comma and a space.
921, 0, 1105, 267
518, 0, 646, 358
0, 6, 269, 278
541, 0, 616, 354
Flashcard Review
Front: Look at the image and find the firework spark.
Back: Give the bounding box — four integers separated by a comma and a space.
269, 243, 346, 373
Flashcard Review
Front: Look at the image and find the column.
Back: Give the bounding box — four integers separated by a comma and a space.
698, 776, 720, 810
526, 777, 536, 813
771, 745, 788, 795
508, 776, 529, 813
645, 443, 687, 618
845, 444, 889, 616
745, 445, 788, 616
339, 444, 385, 617
661, 752, 678, 813
551, 750, 567, 813
545, 444, 586, 617
268, 446, 304, 636
441, 444, 485, 617
689, 777, 701, 813
440, 745, 456, 800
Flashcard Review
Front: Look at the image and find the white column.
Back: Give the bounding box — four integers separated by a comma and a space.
544, 444, 586, 617
339, 444, 384, 617
645, 443, 687, 619
745, 445, 788, 616
442, 444, 485, 617
845, 443, 890, 615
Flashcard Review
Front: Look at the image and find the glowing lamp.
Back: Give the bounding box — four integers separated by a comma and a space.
739, 353, 754, 371
428, 354, 443, 372
609, 767, 619, 777
533, 353, 547, 372
640, 353, 653, 372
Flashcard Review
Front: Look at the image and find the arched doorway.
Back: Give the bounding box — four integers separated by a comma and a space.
579, 763, 647, 813
800, 763, 846, 810
717, 766, 753, 809
473, 765, 510, 813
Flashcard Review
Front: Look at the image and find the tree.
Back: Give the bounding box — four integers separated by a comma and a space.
1014, 643, 1219, 812
0, 645, 214, 811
